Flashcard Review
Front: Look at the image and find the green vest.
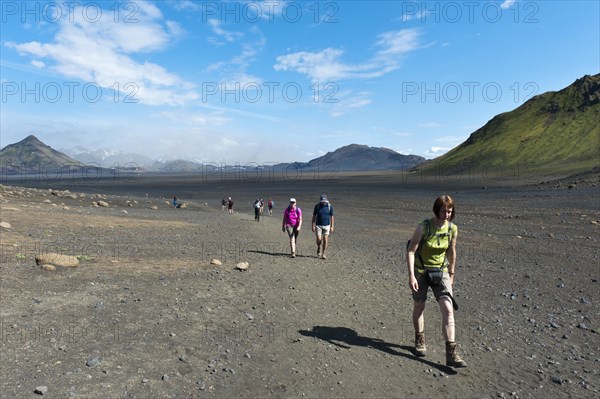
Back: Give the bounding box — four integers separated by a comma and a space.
415, 218, 457, 272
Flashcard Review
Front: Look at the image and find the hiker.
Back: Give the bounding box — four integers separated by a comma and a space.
282, 198, 302, 258
172, 196, 179, 208
267, 198, 274, 216
253, 198, 261, 222
259, 198, 264, 215
312, 194, 334, 259
406, 194, 466, 368
221, 198, 227, 212
227, 197, 234, 214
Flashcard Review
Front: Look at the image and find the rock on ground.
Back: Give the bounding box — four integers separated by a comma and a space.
35, 253, 80, 268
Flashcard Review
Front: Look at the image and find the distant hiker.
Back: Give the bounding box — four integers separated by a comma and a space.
282, 198, 302, 258
253, 198, 261, 222
227, 197, 234, 214
406, 195, 466, 368
312, 194, 334, 259
173, 196, 180, 208
267, 198, 274, 216
221, 198, 227, 212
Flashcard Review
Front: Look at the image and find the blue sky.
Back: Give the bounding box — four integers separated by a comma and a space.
1, 0, 598, 164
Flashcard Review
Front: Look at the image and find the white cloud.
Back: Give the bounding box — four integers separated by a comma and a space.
173, 0, 199, 11
207, 19, 244, 44
166, 21, 185, 38
398, 10, 427, 22
274, 29, 420, 82
394, 147, 414, 155
152, 111, 231, 126
248, 1, 289, 21
206, 32, 266, 90
375, 29, 420, 57
330, 91, 372, 117
5, 1, 197, 106
425, 146, 451, 157
31, 60, 45, 68
418, 122, 443, 128
500, 0, 517, 10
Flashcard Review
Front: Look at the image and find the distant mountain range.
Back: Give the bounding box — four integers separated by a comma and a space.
2, 73, 598, 177
424, 73, 600, 175
2, 138, 426, 174
61, 146, 155, 169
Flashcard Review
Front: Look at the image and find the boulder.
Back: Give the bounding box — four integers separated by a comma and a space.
97, 201, 109, 207
35, 253, 79, 268
0, 222, 11, 229
210, 259, 222, 266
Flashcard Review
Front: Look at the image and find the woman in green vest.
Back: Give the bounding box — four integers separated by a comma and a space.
406, 195, 467, 368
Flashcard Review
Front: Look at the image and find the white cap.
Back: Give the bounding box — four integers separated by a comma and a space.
289, 198, 296, 203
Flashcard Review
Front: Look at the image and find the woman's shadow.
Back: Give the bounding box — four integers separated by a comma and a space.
298, 326, 457, 375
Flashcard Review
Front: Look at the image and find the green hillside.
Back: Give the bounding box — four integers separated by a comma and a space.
426, 74, 600, 176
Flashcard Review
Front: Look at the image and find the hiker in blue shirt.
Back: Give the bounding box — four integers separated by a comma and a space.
312, 194, 334, 259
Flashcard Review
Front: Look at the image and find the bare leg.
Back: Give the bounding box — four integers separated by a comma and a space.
440, 296, 466, 367
316, 235, 322, 256
438, 297, 455, 342
413, 300, 426, 333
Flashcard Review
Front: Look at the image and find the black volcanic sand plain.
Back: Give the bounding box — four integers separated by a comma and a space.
0, 172, 598, 399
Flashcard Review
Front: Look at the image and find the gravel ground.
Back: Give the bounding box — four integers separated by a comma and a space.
0, 173, 598, 398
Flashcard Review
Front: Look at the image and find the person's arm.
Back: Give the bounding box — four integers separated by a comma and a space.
447, 228, 458, 285
330, 215, 335, 233
311, 213, 317, 232
282, 210, 287, 232
297, 208, 302, 230
407, 225, 423, 292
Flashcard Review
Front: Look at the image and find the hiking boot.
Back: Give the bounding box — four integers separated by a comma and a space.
446, 341, 467, 367
414, 332, 426, 357
290, 253, 296, 258
321, 253, 327, 259
317, 248, 321, 258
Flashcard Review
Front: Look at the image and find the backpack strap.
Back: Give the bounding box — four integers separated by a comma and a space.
415, 219, 430, 270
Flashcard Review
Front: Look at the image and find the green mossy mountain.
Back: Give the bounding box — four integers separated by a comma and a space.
426, 74, 600, 176
0, 135, 82, 172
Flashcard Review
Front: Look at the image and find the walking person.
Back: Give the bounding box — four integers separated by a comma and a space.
406, 194, 466, 367
267, 198, 274, 216
282, 198, 302, 258
227, 197, 234, 214
312, 194, 334, 259
253, 198, 261, 222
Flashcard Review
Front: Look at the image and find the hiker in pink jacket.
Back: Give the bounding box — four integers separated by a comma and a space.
282, 198, 302, 258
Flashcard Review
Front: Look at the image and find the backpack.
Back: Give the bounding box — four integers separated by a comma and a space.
406, 218, 454, 269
